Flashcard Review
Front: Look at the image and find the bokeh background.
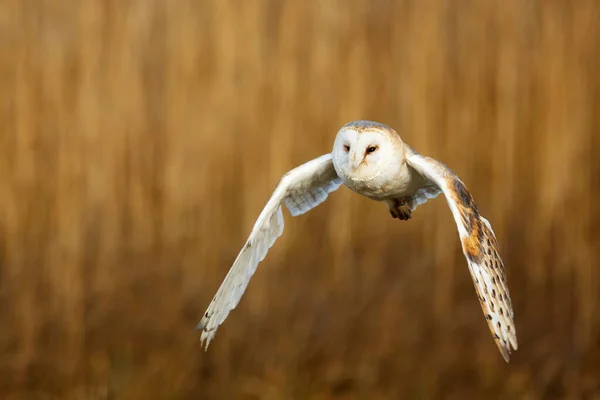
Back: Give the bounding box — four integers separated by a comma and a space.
1, 0, 599, 399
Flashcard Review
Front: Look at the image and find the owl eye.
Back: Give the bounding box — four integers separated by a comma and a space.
366, 146, 378, 154
343, 144, 350, 152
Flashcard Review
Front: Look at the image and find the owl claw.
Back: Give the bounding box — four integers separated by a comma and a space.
388, 198, 412, 220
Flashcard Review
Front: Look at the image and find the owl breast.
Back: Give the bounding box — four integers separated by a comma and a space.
341, 162, 423, 201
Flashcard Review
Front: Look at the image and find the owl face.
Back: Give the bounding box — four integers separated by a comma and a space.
332, 122, 403, 182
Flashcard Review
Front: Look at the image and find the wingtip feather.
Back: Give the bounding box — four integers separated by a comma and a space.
509, 332, 518, 351
200, 329, 214, 350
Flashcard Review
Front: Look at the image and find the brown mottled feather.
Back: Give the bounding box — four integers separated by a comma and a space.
406, 152, 518, 362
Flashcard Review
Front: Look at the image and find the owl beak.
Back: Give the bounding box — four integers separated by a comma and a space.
351, 152, 362, 170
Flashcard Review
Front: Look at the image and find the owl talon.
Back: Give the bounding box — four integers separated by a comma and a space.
388, 198, 412, 220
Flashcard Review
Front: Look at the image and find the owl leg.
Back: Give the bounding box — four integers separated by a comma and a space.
387, 198, 413, 221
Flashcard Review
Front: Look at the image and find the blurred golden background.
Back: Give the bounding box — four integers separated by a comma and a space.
1, 0, 599, 399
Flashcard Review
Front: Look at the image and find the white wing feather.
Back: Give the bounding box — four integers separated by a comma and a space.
409, 184, 442, 211
407, 152, 518, 362
197, 154, 342, 349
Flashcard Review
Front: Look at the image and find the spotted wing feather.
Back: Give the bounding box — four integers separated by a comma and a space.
407, 152, 518, 362
197, 154, 342, 349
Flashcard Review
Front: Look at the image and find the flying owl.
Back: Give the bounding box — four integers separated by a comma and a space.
197, 120, 518, 362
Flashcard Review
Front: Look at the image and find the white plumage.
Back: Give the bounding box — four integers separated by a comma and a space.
198, 120, 518, 362
198, 155, 341, 348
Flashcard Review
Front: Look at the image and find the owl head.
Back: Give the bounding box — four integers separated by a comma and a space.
332, 120, 405, 182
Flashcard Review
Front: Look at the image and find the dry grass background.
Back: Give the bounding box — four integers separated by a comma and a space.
0, 0, 599, 399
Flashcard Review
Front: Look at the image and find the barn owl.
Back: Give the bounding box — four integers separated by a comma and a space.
197, 120, 518, 362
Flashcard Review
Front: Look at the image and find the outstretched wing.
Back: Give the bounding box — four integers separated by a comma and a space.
407, 152, 518, 362
197, 154, 343, 349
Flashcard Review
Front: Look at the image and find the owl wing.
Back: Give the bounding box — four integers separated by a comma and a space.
407, 152, 518, 362
197, 154, 343, 349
